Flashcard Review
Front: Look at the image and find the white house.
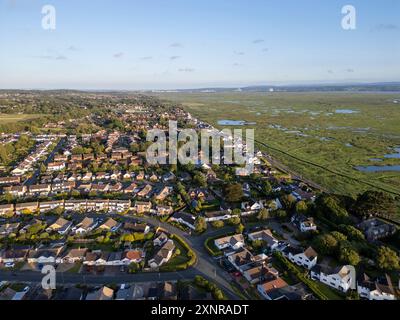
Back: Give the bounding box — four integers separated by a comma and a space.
74, 217, 98, 234
291, 214, 317, 233
148, 239, 175, 268
204, 210, 232, 222
27, 248, 63, 265
357, 274, 396, 300
214, 234, 245, 251
283, 246, 318, 270
311, 264, 356, 293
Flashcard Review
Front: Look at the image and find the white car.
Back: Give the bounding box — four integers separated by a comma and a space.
4, 262, 15, 268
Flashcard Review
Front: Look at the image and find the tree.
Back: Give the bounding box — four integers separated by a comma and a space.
252, 239, 265, 250
274, 210, 287, 221
295, 201, 308, 214
338, 225, 365, 241
40, 163, 47, 174
193, 173, 207, 187
261, 180, 272, 194
339, 245, 361, 265
257, 208, 269, 221
377, 246, 400, 271
195, 217, 207, 233
315, 194, 349, 224
224, 183, 243, 203
227, 216, 241, 225
313, 234, 338, 255
353, 191, 397, 218
330, 231, 347, 242
236, 223, 245, 234
211, 220, 224, 228
232, 208, 241, 216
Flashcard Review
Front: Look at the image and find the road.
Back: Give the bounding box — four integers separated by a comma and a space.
23, 138, 66, 186
0, 214, 242, 300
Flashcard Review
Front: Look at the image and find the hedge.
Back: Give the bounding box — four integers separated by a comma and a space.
170, 234, 197, 269
274, 252, 332, 300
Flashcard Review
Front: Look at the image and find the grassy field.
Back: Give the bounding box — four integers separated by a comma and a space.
0, 114, 43, 124
154, 92, 400, 196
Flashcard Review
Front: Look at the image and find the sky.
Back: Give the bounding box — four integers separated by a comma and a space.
0, 0, 399, 90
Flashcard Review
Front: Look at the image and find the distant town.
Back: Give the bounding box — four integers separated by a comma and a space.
0, 91, 399, 301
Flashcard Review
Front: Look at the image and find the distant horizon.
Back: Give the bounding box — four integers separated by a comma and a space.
1, 80, 400, 92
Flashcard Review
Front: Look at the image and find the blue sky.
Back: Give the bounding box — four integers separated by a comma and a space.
0, 0, 399, 89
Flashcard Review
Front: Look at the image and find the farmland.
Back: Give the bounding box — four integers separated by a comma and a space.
155, 92, 400, 196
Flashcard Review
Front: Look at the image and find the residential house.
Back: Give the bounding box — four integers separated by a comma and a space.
4, 185, 27, 197
214, 234, 245, 251
153, 232, 169, 247
156, 205, 173, 216
357, 219, 396, 241
227, 248, 255, 272
169, 212, 196, 230
109, 182, 123, 193
134, 201, 152, 214
124, 182, 137, 194
257, 277, 289, 300
291, 214, 317, 233
137, 184, 152, 198
135, 171, 145, 181
261, 282, 311, 301
47, 162, 66, 172
62, 248, 88, 263
15, 202, 38, 214
248, 229, 279, 251
310, 264, 356, 293
148, 239, 175, 268
108, 200, 131, 213
357, 273, 396, 300
81, 172, 93, 182
98, 218, 119, 232
123, 222, 150, 234
85, 286, 114, 300
154, 186, 171, 201
28, 184, 51, 196
204, 210, 232, 222
106, 252, 123, 266
39, 200, 64, 213
86, 200, 108, 212
65, 200, 87, 212
51, 181, 75, 193
47, 217, 72, 235
0, 176, 20, 185
282, 246, 318, 269
27, 247, 64, 264
0, 247, 30, 263
74, 217, 98, 234
243, 266, 279, 284
121, 250, 143, 265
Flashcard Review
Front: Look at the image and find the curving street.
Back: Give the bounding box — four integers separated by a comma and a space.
0, 215, 243, 300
